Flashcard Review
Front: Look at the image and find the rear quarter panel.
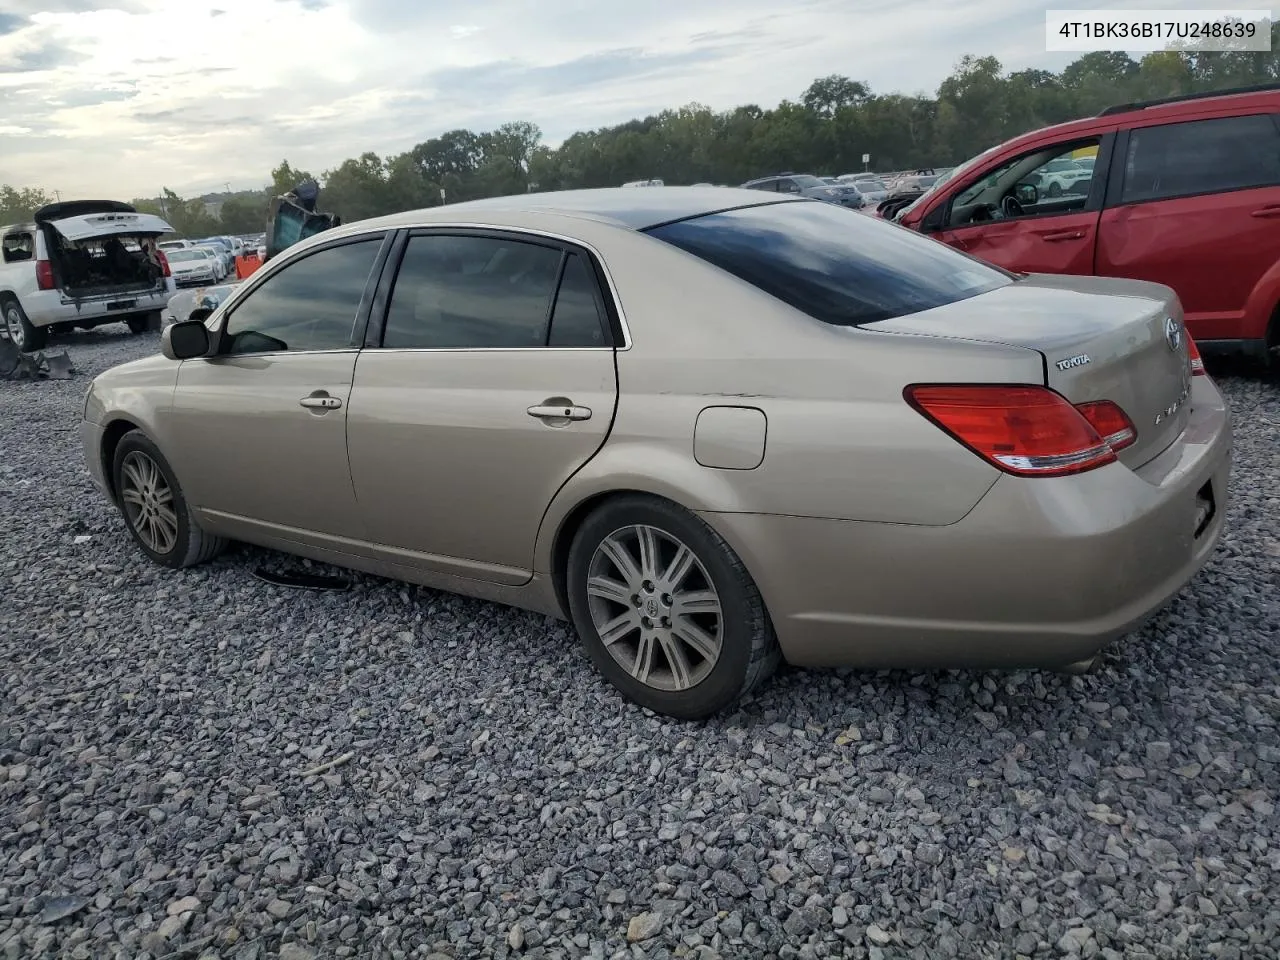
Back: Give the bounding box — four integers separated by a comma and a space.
529, 221, 1046, 573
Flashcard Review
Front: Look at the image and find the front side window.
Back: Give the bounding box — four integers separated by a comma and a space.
1121, 114, 1280, 204
382, 235, 563, 349
223, 237, 382, 355
647, 199, 1011, 326
948, 138, 1100, 226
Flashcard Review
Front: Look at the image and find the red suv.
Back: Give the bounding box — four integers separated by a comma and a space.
892, 83, 1280, 363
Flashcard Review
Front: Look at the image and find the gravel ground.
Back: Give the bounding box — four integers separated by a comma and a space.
1, 328, 1278, 960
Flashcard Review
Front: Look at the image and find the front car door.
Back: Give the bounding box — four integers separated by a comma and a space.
345, 229, 620, 584
1095, 112, 1280, 344
164, 231, 392, 542
932, 134, 1113, 276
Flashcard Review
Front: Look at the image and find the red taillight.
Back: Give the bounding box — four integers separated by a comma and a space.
1187, 336, 1205, 376
156, 250, 171, 277
1075, 400, 1137, 452
35, 259, 55, 290
905, 384, 1117, 478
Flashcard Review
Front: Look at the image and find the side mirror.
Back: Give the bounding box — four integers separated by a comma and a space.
1015, 182, 1039, 205
161, 319, 211, 361
919, 202, 947, 233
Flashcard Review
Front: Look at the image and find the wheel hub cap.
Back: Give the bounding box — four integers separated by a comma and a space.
120, 451, 179, 555
585, 524, 724, 693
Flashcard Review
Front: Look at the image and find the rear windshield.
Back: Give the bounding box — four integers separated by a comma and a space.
167, 250, 202, 262
645, 200, 1011, 326
855, 179, 887, 192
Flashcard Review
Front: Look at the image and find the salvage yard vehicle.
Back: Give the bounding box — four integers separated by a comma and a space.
81, 187, 1230, 720
1, 200, 175, 351
164, 249, 220, 288
742, 173, 864, 208
891, 82, 1280, 363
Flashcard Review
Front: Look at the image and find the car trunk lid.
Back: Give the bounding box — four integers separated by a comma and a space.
46, 211, 174, 242
870, 274, 1194, 469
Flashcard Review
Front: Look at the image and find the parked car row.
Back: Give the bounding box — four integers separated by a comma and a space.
740, 173, 867, 208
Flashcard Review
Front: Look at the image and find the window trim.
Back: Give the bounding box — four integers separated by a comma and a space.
1107, 111, 1280, 208
209, 229, 393, 359
943, 133, 1116, 229
364, 225, 629, 352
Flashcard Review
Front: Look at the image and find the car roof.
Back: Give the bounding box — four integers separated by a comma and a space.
1000, 84, 1280, 155
349, 187, 800, 233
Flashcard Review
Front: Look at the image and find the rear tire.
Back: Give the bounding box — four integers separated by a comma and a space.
2, 300, 45, 352
566, 494, 780, 720
112, 430, 227, 569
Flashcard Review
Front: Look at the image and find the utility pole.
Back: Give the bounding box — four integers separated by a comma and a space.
224, 182, 232, 194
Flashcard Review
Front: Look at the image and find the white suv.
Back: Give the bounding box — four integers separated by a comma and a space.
0, 200, 177, 352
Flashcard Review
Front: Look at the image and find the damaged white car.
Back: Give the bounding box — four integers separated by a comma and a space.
0, 200, 176, 352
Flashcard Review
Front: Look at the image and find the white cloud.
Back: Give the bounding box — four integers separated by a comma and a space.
0, 0, 1232, 199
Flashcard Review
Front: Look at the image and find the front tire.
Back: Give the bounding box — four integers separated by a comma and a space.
112, 431, 227, 569
1048, 181, 1062, 198
566, 495, 779, 720
3, 300, 45, 352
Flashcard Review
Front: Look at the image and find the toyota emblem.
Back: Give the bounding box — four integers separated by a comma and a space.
1164, 316, 1182, 352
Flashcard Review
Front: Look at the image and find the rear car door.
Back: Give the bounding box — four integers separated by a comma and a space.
1095, 112, 1280, 343
933, 135, 1112, 276
165, 232, 391, 540
346, 229, 620, 585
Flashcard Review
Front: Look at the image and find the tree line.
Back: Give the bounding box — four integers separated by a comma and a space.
2, 40, 1278, 235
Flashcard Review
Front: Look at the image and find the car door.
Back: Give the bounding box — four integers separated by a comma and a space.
165, 232, 391, 541
1095, 112, 1280, 341
933, 134, 1112, 276
346, 229, 620, 585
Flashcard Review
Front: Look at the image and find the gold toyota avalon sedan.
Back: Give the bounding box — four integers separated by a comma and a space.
81, 188, 1231, 719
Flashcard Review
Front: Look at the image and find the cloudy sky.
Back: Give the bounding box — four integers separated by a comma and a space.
0, 0, 1215, 198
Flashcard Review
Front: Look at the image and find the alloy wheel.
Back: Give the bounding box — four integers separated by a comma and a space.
120, 450, 179, 555
585, 524, 724, 692
4, 306, 25, 349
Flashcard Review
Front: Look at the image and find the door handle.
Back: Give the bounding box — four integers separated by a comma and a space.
1038, 230, 1085, 241
299, 393, 342, 410
1250, 205, 1280, 218
528, 402, 592, 422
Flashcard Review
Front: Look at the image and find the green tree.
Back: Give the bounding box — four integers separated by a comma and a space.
13, 47, 1280, 226
0, 186, 53, 223
219, 193, 271, 234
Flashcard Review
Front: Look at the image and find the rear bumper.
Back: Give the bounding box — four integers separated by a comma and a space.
25, 286, 171, 328
702, 376, 1231, 669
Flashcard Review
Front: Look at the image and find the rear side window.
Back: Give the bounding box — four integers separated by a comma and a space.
1122, 114, 1280, 203
646, 200, 1011, 326
382, 235, 562, 348
2, 233, 33, 263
